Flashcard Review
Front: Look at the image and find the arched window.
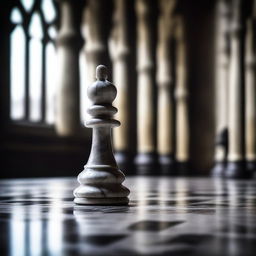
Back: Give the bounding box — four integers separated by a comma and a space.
9, 0, 58, 124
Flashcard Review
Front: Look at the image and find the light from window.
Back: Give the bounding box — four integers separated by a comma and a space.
10, 0, 58, 124
10, 25, 25, 120
46, 42, 56, 124
29, 13, 43, 122
10, 0, 87, 126
21, 0, 33, 12
42, 0, 56, 23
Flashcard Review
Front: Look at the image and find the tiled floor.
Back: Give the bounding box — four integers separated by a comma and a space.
0, 177, 256, 256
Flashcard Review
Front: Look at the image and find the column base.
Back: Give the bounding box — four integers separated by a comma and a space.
175, 161, 190, 176
225, 161, 253, 179
159, 154, 175, 165
134, 152, 158, 175
115, 151, 131, 165
158, 154, 176, 175
115, 151, 135, 175
211, 161, 226, 177
246, 160, 256, 172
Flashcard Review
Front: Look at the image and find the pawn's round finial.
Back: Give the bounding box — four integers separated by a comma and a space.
88, 65, 117, 104
96, 65, 108, 80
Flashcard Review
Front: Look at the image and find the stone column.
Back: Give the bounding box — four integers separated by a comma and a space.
83, 0, 109, 85
226, 0, 251, 178
156, 0, 176, 171
245, 2, 256, 174
174, 16, 190, 174
135, 0, 156, 171
110, 0, 131, 167
55, 0, 84, 136
211, 0, 230, 177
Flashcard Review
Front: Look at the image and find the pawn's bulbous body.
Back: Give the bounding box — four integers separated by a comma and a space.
73, 65, 130, 205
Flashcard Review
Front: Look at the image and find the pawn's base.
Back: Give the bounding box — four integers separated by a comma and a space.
74, 197, 129, 205
211, 161, 226, 177
73, 166, 130, 206
226, 161, 253, 179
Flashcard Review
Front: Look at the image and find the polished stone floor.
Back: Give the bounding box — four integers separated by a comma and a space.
0, 176, 256, 256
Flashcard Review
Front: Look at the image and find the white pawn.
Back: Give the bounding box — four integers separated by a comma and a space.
73, 65, 130, 205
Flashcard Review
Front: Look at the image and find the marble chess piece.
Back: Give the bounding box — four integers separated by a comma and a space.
74, 65, 130, 205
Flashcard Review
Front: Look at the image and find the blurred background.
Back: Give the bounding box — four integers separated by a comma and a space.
0, 0, 255, 178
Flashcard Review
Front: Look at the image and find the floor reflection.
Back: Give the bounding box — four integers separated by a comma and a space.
10, 205, 26, 256
47, 199, 63, 255
0, 177, 256, 256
